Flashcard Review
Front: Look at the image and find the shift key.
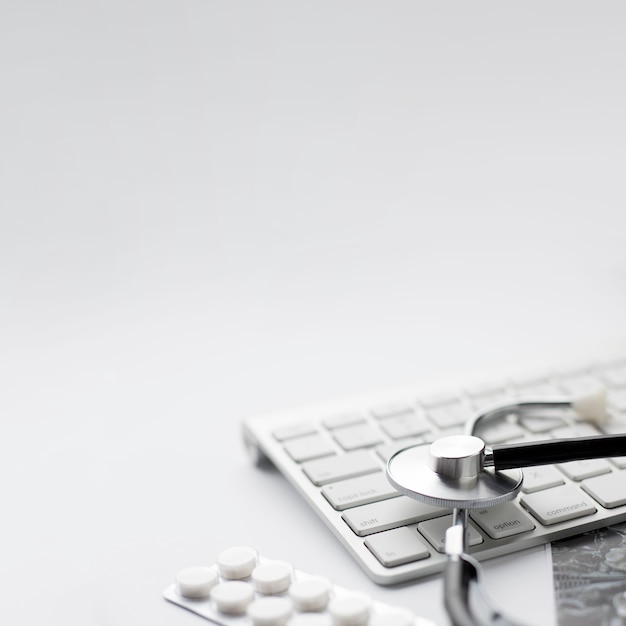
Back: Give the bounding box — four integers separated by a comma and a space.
342, 496, 445, 536
520, 485, 597, 526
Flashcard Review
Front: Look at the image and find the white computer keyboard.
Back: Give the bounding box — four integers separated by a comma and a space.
242, 345, 626, 585
164, 545, 435, 625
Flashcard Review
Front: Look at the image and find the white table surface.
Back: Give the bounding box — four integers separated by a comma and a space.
2, 2, 626, 625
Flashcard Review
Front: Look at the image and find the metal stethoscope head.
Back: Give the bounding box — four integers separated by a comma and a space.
386, 387, 625, 626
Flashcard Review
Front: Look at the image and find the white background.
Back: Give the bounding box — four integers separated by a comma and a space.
1, 1, 626, 624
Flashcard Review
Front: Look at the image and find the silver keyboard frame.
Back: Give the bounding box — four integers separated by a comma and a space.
242, 344, 626, 585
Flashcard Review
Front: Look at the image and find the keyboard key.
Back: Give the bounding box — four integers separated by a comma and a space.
322, 413, 365, 430
511, 378, 561, 396
552, 423, 602, 438
555, 366, 590, 378
465, 382, 507, 398
509, 433, 557, 445
418, 391, 459, 408
466, 384, 513, 410
378, 414, 431, 440
273, 423, 318, 442
342, 497, 445, 537
370, 403, 414, 419
470, 503, 535, 539
609, 388, 626, 412
472, 394, 516, 410
559, 374, 603, 396
519, 415, 567, 434
474, 419, 526, 444
283, 435, 335, 462
603, 422, 626, 435
375, 439, 424, 463
426, 402, 468, 429
599, 364, 626, 388
610, 457, 626, 470
333, 424, 384, 451
521, 465, 565, 493
321, 473, 399, 510
521, 485, 597, 525
417, 516, 483, 553
432, 427, 463, 439
302, 451, 380, 486
556, 459, 612, 481
581, 472, 626, 508
364, 527, 430, 567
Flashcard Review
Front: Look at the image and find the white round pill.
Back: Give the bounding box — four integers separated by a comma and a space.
252, 561, 293, 594
328, 595, 371, 626
369, 608, 415, 626
217, 546, 258, 579
247, 596, 292, 626
288, 614, 333, 626
210, 581, 255, 614
289, 577, 332, 611
175, 566, 218, 599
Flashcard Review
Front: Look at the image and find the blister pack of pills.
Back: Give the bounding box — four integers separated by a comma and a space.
163, 545, 436, 626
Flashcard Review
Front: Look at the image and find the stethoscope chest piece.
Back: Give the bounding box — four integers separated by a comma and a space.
387, 435, 523, 509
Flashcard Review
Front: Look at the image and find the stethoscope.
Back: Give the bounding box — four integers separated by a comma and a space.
386, 388, 626, 626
